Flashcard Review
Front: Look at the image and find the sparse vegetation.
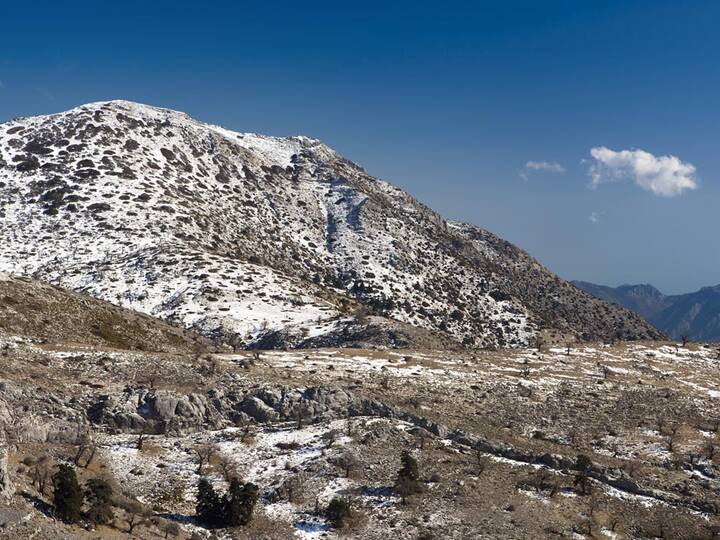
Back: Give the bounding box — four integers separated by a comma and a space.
85, 477, 114, 525
1, 304, 720, 539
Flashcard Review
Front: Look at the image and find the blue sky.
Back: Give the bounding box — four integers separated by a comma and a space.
1, 0, 717, 294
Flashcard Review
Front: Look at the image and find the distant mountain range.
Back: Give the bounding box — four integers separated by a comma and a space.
573, 281, 720, 342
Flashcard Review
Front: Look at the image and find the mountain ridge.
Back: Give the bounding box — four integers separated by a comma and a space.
0, 100, 663, 348
573, 280, 720, 341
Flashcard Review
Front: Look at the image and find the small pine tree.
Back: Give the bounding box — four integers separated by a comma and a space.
576, 454, 593, 473
574, 454, 594, 496
395, 450, 423, 504
398, 451, 419, 481
326, 497, 352, 529
85, 478, 114, 525
196, 478, 222, 528
225, 478, 258, 527
53, 464, 84, 523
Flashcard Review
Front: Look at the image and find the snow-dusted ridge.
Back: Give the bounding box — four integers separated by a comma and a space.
0, 100, 662, 348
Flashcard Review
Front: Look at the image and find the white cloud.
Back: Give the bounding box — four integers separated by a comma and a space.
589, 211, 602, 224
588, 146, 698, 197
520, 160, 565, 180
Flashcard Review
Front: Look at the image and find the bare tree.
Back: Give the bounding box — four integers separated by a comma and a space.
136, 426, 149, 451
118, 498, 150, 534
72, 425, 97, 469
194, 443, 216, 475
30, 455, 53, 495
217, 454, 239, 482
336, 451, 360, 478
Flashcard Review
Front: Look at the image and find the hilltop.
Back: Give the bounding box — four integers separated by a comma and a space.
0, 101, 662, 348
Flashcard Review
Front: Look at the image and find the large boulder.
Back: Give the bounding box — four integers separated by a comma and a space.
236, 397, 280, 423
235, 385, 365, 423
88, 389, 222, 433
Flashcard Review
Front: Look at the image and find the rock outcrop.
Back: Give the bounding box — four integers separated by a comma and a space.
0, 434, 13, 500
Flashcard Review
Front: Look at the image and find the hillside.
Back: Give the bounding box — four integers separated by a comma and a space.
574, 281, 720, 341
2, 330, 720, 538
0, 100, 663, 348
0, 272, 209, 353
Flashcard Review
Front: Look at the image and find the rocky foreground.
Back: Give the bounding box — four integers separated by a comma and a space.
2, 328, 720, 538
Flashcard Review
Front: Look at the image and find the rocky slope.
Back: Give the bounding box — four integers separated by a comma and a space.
2, 331, 720, 538
0, 100, 662, 348
0, 272, 209, 353
574, 281, 720, 341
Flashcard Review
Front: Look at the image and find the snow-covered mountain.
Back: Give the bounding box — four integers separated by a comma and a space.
0, 100, 662, 348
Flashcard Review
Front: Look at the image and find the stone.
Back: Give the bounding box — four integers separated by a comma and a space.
0, 434, 13, 500
237, 397, 280, 423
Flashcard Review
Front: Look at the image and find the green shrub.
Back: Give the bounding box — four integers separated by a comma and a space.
326, 497, 352, 529
85, 478, 114, 525
52, 464, 83, 523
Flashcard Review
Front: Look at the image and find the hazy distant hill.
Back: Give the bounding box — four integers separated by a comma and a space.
573, 281, 720, 341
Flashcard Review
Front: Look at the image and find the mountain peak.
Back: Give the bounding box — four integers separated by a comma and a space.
0, 102, 663, 348
11, 99, 337, 168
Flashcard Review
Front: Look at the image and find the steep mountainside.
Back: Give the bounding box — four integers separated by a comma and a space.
574, 281, 720, 341
0, 272, 208, 352
0, 101, 662, 348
